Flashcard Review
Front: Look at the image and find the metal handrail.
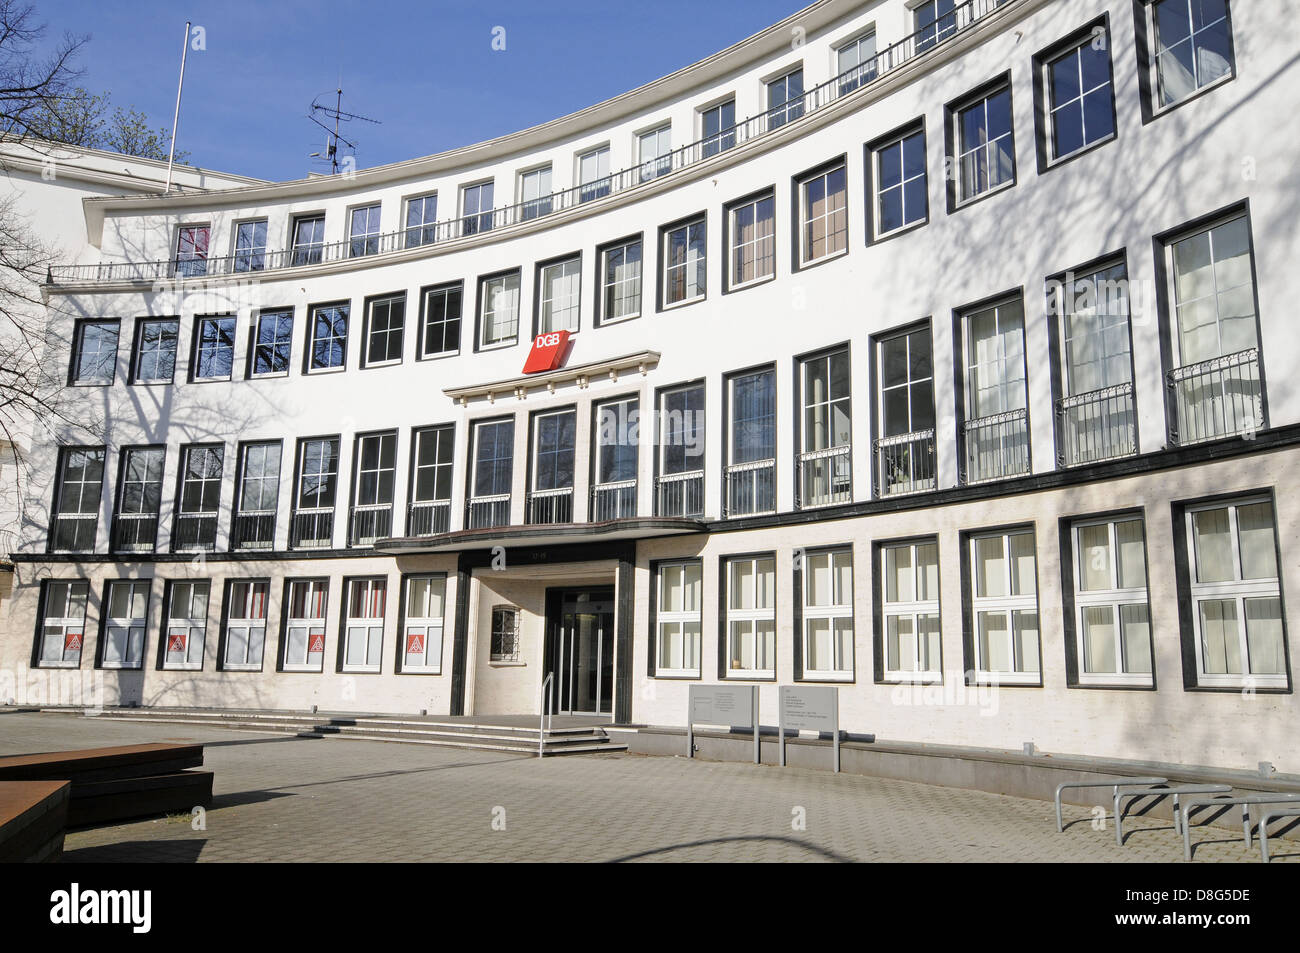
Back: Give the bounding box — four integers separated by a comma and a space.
539, 671, 554, 758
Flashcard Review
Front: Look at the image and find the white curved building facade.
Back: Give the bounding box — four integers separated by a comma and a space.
4, 0, 1297, 773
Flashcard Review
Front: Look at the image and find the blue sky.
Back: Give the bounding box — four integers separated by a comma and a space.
38, 0, 803, 182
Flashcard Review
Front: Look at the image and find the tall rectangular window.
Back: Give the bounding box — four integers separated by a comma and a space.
37, 580, 89, 667
233, 441, 280, 550
348, 204, 382, 257
462, 182, 494, 235
233, 219, 268, 273
132, 318, 179, 384
112, 446, 165, 553
173, 224, 209, 277
478, 272, 520, 348
538, 256, 581, 334
71, 320, 119, 385
655, 561, 702, 677
251, 309, 293, 377
592, 397, 638, 520
101, 580, 149, 669
799, 348, 852, 507
222, 580, 268, 670
962, 297, 1030, 483
802, 549, 853, 679
175, 445, 223, 551
600, 238, 642, 323
657, 383, 705, 517
953, 83, 1015, 204
878, 326, 936, 496
51, 447, 105, 552
578, 145, 611, 202
1183, 496, 1285, 689
308, 302, 349, 371
351, 431, 396, 546
519, 166, 552, 219
530, 409, 575, 524
638, 125, 672, 182
192, 315, 236, 381
292, 437, 339, 549
469, 419, 514, 529
726, 368, 776, 516
409, 425, 454, 536
402, 575, 446, 672
915, 0, 958, 52
662, 217, 706, 307
767, 69, 803, 128
1149, 0, 1234, 108
701, 100, 735, 158
291, 214, 326, 266
881, 540, 941, 681
725, 555, 776, 678
405, 193, 438, 247
836, 31, 878, 94
163, 580, 209, 670
799, 162, 848, 265
1070, 517, 1152, 684
729, 193, 775, 288
283, 579, 328, 671
1042, 30, 1116, 161
364, 293, 405, 367
968, 529, 1040, 683
420, 283, 462, 358
872, 128, 927, 237
343, 578, 386, 672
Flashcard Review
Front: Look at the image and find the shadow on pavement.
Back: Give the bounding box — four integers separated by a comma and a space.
61, 839, 207, 864
604, 834, 856, 863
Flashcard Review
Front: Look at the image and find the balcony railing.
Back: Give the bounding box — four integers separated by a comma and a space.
798, 445, 852, 509
725, 459, 776, 517
962, 408, 1030, 484
290, 506, 335, 549
1168, 348, 1263, 446
467, 494, 511, 530
591, 480, 637, 522
656, 470, 704, 518
173, 511, 218, 551
349, 502, 393, 547
110, 513, 158, 553
1057, 382, 1137, 467
49, 514, 97, 552
527, 487, 574, 525
46, 0, 1016, 287
231, 510, 276, 550
407, 499, 451, 537
875, 429, 936, 497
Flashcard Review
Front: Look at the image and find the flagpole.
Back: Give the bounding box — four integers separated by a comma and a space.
165, 21, 191, 193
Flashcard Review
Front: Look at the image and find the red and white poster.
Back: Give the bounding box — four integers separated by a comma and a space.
405, 632, 425, 656
63, 630, 82, 652
307, 632, 325, 655
522, 330, 570, 374
167, 632, 187, 653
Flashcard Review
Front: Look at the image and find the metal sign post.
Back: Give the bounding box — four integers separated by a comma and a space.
778, 685, 840, 772
687, 685, 760, 764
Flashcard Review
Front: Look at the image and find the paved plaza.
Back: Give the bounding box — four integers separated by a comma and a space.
0, 711, 1286, 863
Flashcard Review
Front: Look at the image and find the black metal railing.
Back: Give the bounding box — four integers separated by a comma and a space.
962, 408, 1029, 484
1167, 348, 1263, 445
655, 470, 705, 518
798, 445, 852, 508
231, 510, 276, 550
467, 494, 511, 530
173, 512, 218, 551
875, 429, 937, 497
349, 503, 392, 546
1057, 382, 1137, 466
290, 506, 334, 549
725, 459, 776, 517
591, 480, 637, 521
110, 513, 158, 553
49, 514, 97, 552
407, 500, 451, 537
526, 488, 574, 525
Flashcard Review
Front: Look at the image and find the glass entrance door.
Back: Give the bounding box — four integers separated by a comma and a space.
547, 588, 615, 715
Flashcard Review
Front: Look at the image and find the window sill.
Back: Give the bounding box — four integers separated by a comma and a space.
1146, 72, 1235, 125
417, 350, 461, 362
1043, 132, 1117, 173
726, 274, 775, 295
220, 663, 263, 672
362, 359, 403, 371
248, 371, 290, 381
37, 660, 80, 669
478, 339, 518, 353
1194, 675, 1288, 692
724, 670, 775, 681
654, 670, 701, 680
796, 247, 849, 273
596, 312, 640, 327
191, 375, 233, 384
661, 294, 706, 313
882, 673, 944, 685
951, 178, 1016, 214
341, 665, 381, 674
800, 671, 854, 682
281, 665, 324, 673
130, 379, 175, 387
99, 663, 144, 671
70, 380, 113, 388
970, 672, 1041, 687
306, 366, 347, 376
489, 659, 526, 667
873, 217, 928, 245
400, 666, 442, 675
162, 663, 204, 672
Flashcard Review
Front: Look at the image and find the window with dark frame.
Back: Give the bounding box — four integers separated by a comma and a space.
112, 446, 164, 553
133, 318, 179, 383
600, 238, 642, 322
51, 447, 105, 552
71, 320, 119, 385
951, 82, 1015, 204
252, 309, 294, 376
174, 445, 223, 551
872, 128, 927, 237
365, 294, 405, 367
234, 219, 268, 273
308, 302, 349, 371
420, 283, 462, 358
1041, 28, 1116, 162
1147, 0, 1234, 110
193, 315, 236, 380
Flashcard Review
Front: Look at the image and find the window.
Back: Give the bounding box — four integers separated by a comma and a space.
364, 294, 405, 367
112, 447, 164, 553
837, 31, 878, 93
343, 578, 386, 672
71, 320, 118, 385
701, 100, 735, 158
490, 606, 520, 662
725, 555, 776, 678
530, 409, 575, 524
638, 126, 671, 182
469, 419, 514, 529
101, 580, 149, 669
233, 219, 268, 273
192, 315, 236, 381
173, 224, 209, 277
798, 162, 848, 265
402, 575, 446, 672
222, 580, 268, 670
968, 529, 1040, 683
461, 182, 494, 235
419, 283, 462, 357
37, 580, 89, 667
962, 296, 1030, 483
881, 540, 941, 681
1148, 0, 1234, 109
729, 193, 775, 288
802, 549, 853, 679
350, 431, 396, 545
726, 368, 776, 516
1183, 497, 1285, 688
538, 256, 581, 334
599, 238, 641, 323
662, 217, 706, 307
655, 561, 702, 676
251, 309, 293, 377
799, 348, 852, 507
1069, 517, 1152, 684
233, 441, 280, 550
405, 194, 438, 248
578, 145, 611, 202
51, 447, 105, 552
163, 581, 209, 670
915, 0, 958, 52
519, 166, 552, 220
291, 214, 326, 266
593, 397, 638, 520
872, 128, 927, 237
1041, 30, 1115, 163
132, 318, 179, 383
767, 69, 804, 129
348, 204, 382, 257
283, 579, 328, 671
293, 437, 339, 548
478, 272, 520, 348
308, 302, 349, 371
657, 383, 706, 517
409, 425, 454, 535
952, 83, 1015, 204
175, 445, 222, 551
877, 325, 936, 496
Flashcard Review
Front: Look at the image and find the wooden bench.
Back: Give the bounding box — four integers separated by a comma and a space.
0, 780, 71, 862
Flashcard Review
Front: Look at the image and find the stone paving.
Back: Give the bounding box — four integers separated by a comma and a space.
0, 711, 1287, 863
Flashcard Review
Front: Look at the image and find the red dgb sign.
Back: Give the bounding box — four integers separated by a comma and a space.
522, 330, 570, 374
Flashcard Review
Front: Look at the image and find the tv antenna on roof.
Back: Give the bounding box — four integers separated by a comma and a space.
308, 88, 380, 174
